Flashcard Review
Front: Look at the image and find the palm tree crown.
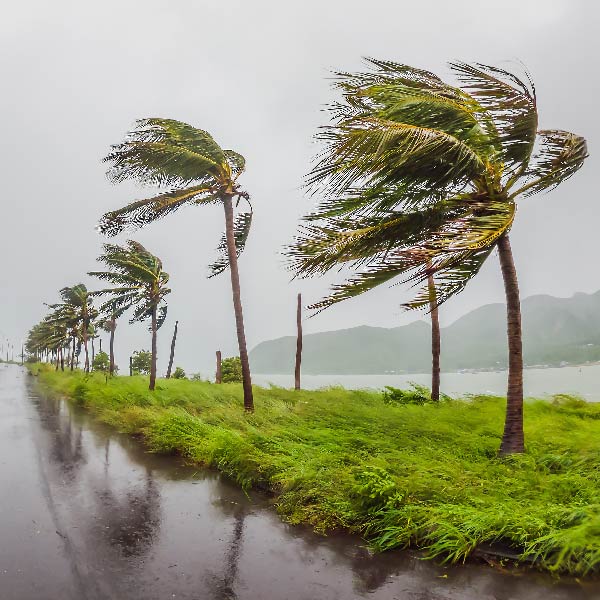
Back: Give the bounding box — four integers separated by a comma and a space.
98, 118, 252, 274
290, 60, 587, 310
89, 241, 171, 329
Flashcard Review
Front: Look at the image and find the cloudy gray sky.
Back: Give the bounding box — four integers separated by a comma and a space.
1, 0, 597, 374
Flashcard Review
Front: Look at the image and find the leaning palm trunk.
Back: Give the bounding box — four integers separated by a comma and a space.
150, 305, 158, 391
427, 269, 441, 402
497, 234, 524, 454
165, 320, 178, 379
70, 336, 76, 371
83, 327, 89, 373
109, 318, 116, 376
295, 293, 302, 390
223, 196, 254, 411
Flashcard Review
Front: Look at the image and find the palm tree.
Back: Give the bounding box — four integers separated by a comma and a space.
47, 285, 97, 372
98, 316, 118, 376
289, 60, 588, 454
89, 241, 171, 390
26, 320, 69, 367
98, 118, 255, 411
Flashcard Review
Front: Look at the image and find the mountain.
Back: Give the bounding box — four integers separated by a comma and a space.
249, 291, 600, 374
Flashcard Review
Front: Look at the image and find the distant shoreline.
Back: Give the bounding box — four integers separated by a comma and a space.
254, 362, 600, 377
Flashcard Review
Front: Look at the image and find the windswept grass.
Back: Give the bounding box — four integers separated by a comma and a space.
29, 364, 600, 575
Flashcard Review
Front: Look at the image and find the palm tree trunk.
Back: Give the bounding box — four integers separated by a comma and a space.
215, 350, 222, 384
60, 347, 64, 371
55, 351, 59, 371
91, 338, 95, 369
149, 305, 158, 391
295, 293, 302, 390
427, 268, 440, 402
497, 234, 524, 455
109, 319, 115, 376
83, 326, 89, 373
165, 320, 178, 379
223, 196, 254, 411
70, 336, 76, 371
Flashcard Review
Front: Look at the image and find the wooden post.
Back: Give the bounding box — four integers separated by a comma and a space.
216, 350, 222, 384
294, 293, 302, 390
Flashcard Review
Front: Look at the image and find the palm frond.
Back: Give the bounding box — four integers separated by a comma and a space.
98, 185, 217, 236
208, 211, 253, 277
224, 150, 246, 179
512, 130, 588, 197
450, 62, 537, 173
105, 118, 227, 187
310, 117, 487, 196
302, 200, 514, 313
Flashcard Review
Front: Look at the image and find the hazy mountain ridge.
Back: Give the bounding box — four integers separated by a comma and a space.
249, 291, 600, 374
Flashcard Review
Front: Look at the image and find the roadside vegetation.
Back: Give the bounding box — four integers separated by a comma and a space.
30, 363, 600, 576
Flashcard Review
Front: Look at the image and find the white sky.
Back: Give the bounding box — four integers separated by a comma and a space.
1, 0, 597, 374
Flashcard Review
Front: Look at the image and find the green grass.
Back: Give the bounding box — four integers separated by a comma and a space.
29, 364, 600, 575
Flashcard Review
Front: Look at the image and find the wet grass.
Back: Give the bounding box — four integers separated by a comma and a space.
30, 364, 600, 576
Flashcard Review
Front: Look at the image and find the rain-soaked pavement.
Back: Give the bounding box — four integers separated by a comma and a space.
1, 364, 599, 600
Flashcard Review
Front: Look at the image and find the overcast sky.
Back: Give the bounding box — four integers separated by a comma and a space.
1, 0, 597, 375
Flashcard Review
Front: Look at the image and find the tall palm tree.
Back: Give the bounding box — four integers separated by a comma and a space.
98, 118, 255, 411
289, 59, 588, 454
89, 241, 171, 390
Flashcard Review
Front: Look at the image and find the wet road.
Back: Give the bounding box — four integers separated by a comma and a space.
1, 364, 598, 600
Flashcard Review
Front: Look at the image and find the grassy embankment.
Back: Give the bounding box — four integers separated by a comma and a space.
29, 363, 600, 575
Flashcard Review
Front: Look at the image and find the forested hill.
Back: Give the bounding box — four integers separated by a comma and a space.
249, 291, 600, 374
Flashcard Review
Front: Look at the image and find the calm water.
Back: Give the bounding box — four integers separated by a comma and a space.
1, 363, 599, 599
254, 364, 600, 401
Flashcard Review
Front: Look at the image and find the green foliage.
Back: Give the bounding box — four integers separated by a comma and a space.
88, 240, 171, 331
31, 366, 600, 575
92, 351, 110, 373
172, 366, 186, 379
221, 356, 242, 383
288, 60, 588, 312
190, 372, 207, 382
99, 118, 253, 278
131, 350, 152, 375
382, 383, 451, 405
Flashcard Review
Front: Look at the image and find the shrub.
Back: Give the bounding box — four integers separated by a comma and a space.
92, 351, 110, 373
172, 366, 186, 379
131, 350, 152, 375
221, 356, 242, 383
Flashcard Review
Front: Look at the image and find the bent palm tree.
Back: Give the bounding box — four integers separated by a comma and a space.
289, 59, 588, 454
99, 118, 255, 411
89, 241, 171, 390
48, 285, 97, 372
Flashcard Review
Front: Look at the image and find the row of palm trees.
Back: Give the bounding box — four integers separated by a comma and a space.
27, 60, 587, 456
26, 241, 172, 390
